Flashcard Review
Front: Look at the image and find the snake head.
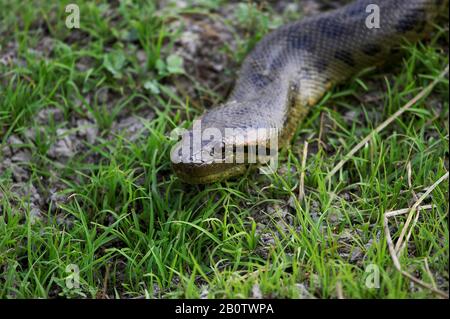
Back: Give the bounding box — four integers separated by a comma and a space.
170, 119, 278, 184
170, 134, 248, 184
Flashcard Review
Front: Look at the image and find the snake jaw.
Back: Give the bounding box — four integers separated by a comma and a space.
170, 140, 249, 184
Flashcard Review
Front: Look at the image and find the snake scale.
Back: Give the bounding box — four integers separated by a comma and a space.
171, 0, 448, 184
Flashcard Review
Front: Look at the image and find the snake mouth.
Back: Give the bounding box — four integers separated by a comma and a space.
170, 141, 276, 184
172, 161, 249, 184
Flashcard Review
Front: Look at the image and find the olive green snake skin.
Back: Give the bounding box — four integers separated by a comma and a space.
171, 0, 448, 184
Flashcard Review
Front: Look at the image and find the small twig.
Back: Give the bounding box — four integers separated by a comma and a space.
407, 162, 419, 202
336, 281, 345, 299
327, 65, 449, 180
101, 264, 110, 299
400, 270, 447, 298
317, 112, 327, 151
395, 172, 449, 254
384, 213, 448, 298
383, 172, 449, 299
298, 141, 309, 201
423, 258, 437, 290
385, 204, 434, 218
384, 214, 402, 269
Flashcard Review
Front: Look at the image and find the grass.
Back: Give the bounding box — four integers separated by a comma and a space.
0, 0, 448, 298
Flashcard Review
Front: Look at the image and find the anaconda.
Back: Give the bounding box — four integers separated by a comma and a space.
170, 0, 448, 184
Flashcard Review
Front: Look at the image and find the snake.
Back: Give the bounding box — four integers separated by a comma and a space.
170, 0, 448, 184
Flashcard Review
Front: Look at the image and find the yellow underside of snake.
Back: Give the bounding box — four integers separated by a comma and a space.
170, 0, 447, 184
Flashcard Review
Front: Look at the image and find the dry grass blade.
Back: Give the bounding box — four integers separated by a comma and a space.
407, 161, 419, 201
424, 258, 438, 290
383, 172, 449, 299
384, 214, 448, 298
101, 264, 110, 299
298, 141, 309, 201
327, 65, 449, 180
395, 172, 449, 254
336, 281, 345, 299
385, 204, 434, 218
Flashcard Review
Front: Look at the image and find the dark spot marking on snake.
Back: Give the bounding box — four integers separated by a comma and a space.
250, 72, 272, 89
344, 1, 367, 17
334, 50, 355, 67
314, 59, 329, 73
395, 8, 427, 33
316, 17, 351, 39
361, 43, 382, 56
268, 54, 284, 71
287, 28, 316, 51
299, 67, 313, 80
287, 82, 300, 110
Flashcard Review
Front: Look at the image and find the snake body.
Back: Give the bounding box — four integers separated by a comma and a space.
171, 0, 447, 184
